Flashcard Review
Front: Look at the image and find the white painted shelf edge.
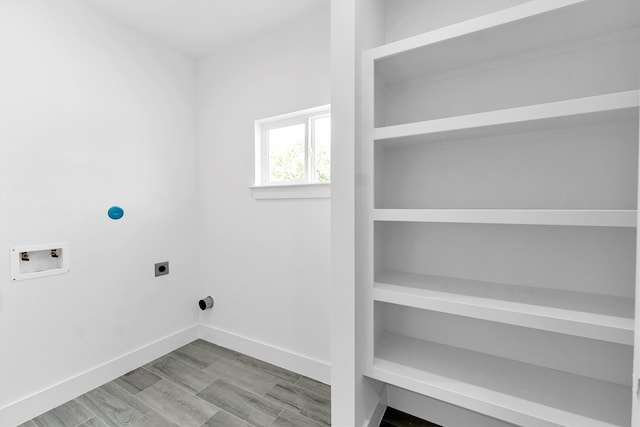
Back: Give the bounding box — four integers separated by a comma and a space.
367, 0, 584, 61
373, 90, 639, 142
372, 209, 637, 227
374, 282, 633, 345
368, 357, 625, 427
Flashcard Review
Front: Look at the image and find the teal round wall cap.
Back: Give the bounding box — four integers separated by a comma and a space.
108, 206, 124, 220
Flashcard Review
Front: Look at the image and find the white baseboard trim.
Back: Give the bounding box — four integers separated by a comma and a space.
365, 401, 387, 427
0, 325, 199, 427
387, 385, 515, 427
361, 380, 387, 427
198, 324, 331, 385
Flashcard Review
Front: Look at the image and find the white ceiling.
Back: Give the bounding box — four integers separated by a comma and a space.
85, 0, 327, 57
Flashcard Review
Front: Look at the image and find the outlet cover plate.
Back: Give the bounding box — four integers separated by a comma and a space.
155, 261, 169, 277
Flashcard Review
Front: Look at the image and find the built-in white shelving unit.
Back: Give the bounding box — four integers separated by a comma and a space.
361, 1, 640, 425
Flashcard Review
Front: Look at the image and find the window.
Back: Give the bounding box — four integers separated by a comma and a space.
255, 105, 331, 188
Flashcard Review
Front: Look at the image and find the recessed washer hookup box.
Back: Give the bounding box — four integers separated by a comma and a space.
10, 242, 70, 281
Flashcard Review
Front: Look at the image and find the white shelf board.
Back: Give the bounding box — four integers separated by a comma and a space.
375, 270, 633, 345
372, 209, 636, 228
370, 0, 639, 83
374, 91, 639, 144
368, 333, 630, 427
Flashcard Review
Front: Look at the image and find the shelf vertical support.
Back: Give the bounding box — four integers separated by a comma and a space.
633, 81, 640, 425
330, 1, 388, 425
362, 49, 376, 376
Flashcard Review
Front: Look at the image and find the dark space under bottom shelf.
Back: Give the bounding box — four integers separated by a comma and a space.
380, 407, 441, 427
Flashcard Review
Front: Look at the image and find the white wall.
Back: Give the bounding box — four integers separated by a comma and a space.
196, 5, 331, 377
0, 0, 199, 416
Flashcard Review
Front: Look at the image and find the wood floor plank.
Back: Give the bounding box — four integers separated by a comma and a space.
204, 357, 280, 395
77, 382, 155, 426
105, 381, 155, 414
77, 417, 108, 427
114, 367, 161, 395
202, 410, 251, 427
30, 399, 93, 427
145, 355, 217, 393
295, 376, 331, 400
197, 379, 283, 427
131, 410, 179, 427
236, 355, 301, 384
190, 339, 242, 360
170, 343, 220, 369
265, 382, 331, 426
136, 380, 219, 427
271, 409, 325, 427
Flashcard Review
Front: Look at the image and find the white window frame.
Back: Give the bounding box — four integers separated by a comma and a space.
260, 115, 310, 186
251, 105, 331, 199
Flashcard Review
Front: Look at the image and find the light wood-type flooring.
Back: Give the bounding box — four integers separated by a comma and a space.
19, 339, 331, 427
18, 339, 436, 427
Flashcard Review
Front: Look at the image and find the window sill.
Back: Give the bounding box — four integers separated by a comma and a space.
250, 183, 330, 200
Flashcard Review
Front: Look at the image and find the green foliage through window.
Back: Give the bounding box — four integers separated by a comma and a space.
314, 116, 331, 183
261, 109, 330, 185
268, 124, 306, 183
